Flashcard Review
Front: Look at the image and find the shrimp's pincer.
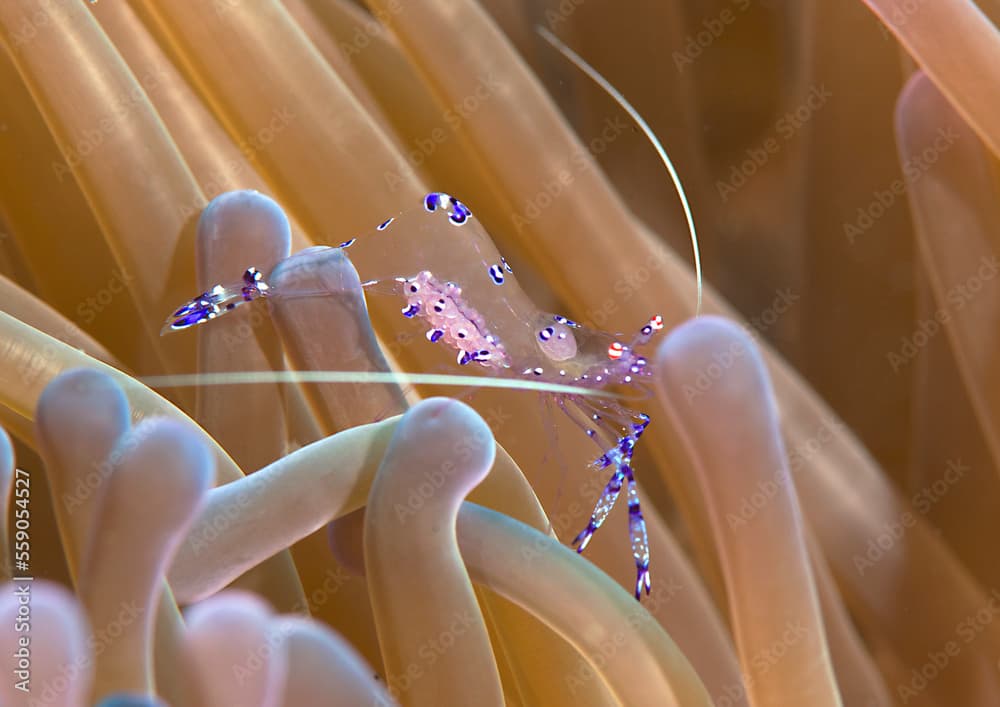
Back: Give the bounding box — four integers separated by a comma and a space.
163, 267, 269, 334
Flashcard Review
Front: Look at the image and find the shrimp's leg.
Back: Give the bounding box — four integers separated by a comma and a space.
572, 467, 626, 553
569, 396, 652, 599
622, 463, 652, 598
162, 267, 270, 333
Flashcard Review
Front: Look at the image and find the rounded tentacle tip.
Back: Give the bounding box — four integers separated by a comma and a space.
656, 314, 756, 363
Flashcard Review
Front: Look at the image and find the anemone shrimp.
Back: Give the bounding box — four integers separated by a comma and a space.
161, 30, 703, 601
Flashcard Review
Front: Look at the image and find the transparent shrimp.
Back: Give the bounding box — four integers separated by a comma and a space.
162, 33, 702, 601
165, 192, 668, 598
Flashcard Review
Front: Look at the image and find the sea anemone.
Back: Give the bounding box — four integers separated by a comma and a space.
1, 1, 1000, 705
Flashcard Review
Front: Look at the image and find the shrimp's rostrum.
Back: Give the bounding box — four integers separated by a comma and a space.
164, 192, 663, 599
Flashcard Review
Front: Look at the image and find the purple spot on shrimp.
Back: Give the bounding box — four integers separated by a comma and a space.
240, 267, 268, 300
401, 303, 419, 318
457, 351, 474, 365
538, 326, 554, 341
337, 238, 356, 248
501, 256, 513, 273
444, 197, 471, 225
242, 268, 261, 286
377, 217, 394, 231
427, 329, 444, 343
172, 299, 202, 317
488, 264, 504, 285
172, 311, 212, 329
424, 192, 441, 212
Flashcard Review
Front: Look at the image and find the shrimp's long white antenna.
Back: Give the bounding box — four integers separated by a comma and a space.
537, 26, 703, 315
139, 370, 616, 398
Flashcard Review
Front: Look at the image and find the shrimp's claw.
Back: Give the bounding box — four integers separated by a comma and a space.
161, 267, 270, 335
163, 293, 222, 333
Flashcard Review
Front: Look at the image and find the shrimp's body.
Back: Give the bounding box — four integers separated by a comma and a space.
165, 192, 661, 598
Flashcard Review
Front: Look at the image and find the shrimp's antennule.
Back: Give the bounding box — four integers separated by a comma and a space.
538, 26, 704, 316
